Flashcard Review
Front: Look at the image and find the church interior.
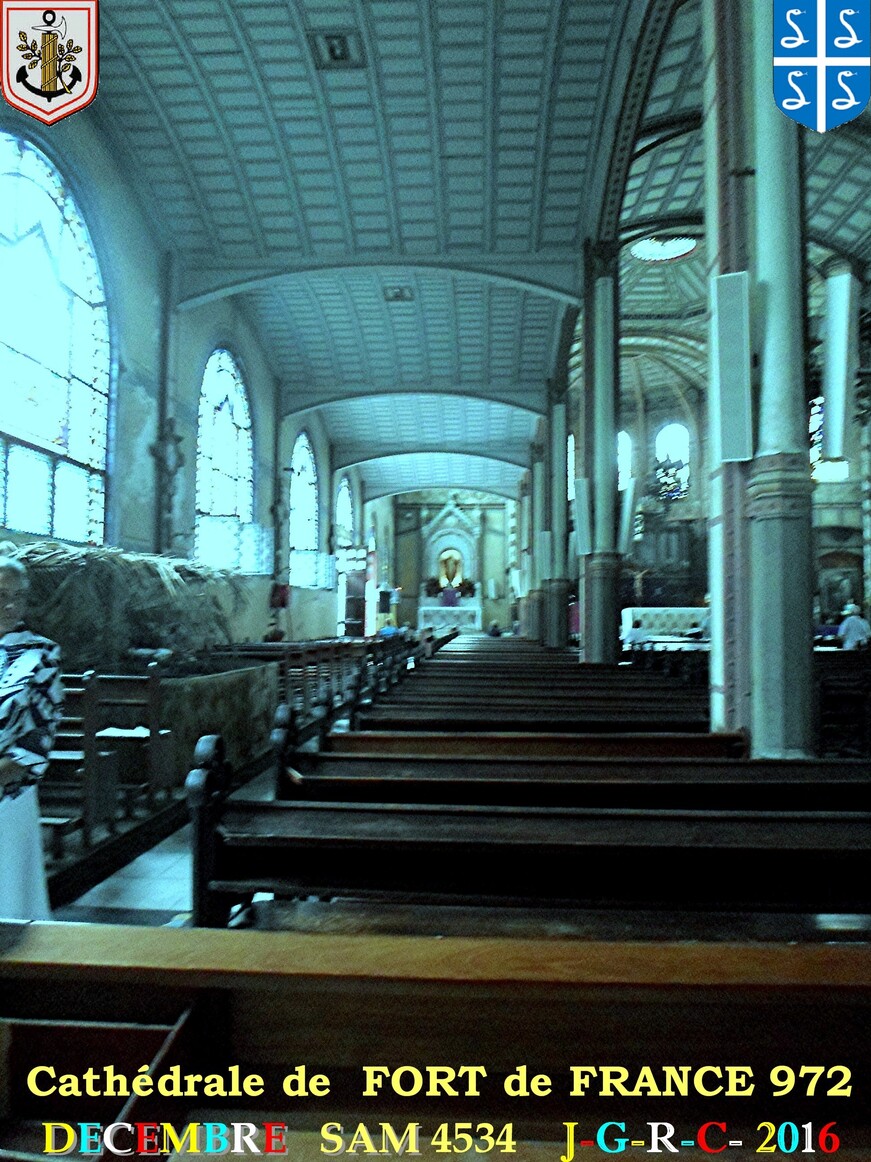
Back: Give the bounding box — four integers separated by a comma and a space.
1, 0, 871, 1156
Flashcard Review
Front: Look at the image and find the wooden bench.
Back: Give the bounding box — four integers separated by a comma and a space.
2, 922, 870, 1149
187, 736, 871, 928
40, 671, 119, 858
276, 750, 866, 810
355, 704, 710, 732
93, 665, 175, 812
323, 729, 749, 759
350, 636, 712, 734
59, 665, 174, 815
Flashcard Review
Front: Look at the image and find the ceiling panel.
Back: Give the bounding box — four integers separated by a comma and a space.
361, 451, 525, 499
241, 268, 562, 406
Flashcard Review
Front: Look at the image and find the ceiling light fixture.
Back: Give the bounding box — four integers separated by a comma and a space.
629, 236, 697, 262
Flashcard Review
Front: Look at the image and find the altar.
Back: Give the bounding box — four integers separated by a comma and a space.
417, 597, 483, 633
414, 496, 485, 633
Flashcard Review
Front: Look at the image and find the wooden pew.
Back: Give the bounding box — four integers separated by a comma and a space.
213, 634, 428, 738
323, 729, 749, 759
55, 667, 174, 816
2, 922, 870, 1154
187, 737, 871, 928
276, 751, 868, 811
92, 664, 175, 813
815, 650, 871, 755
355, 704, 710, 732
40, 671, 119, 858
351, 637, 712, 734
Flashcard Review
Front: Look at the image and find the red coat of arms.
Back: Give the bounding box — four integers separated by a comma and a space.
1, 2, 98, 124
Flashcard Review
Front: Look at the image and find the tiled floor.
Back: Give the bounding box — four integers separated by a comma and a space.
53, 822, 194, 927
51, 767, 279, 927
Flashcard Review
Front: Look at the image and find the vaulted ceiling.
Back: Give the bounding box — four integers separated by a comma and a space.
93, 0, 871, 501
92, 0, 640, 498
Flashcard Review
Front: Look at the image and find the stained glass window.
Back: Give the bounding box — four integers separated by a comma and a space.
289, 432, 320, 587
655, 422, 690, 500
0, 132, 110, 542
335, 476, 355, 634
335, 476, 354, 548
194, 349, 255, 569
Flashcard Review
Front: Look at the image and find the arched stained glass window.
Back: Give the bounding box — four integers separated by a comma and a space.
335, 476, 354, 548
289, 431, 319, 587
617, 430, 632, 492
655, 422, 690, 499
194, 349, 254, 569
567, 433, 576, 502
0, 132, 110, 543
335, 476, 355, 635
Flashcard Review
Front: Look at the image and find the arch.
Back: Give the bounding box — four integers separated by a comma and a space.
289, 430, 320, 587
194, 348, 255, 568
0, 131, 110, 543
654, 420, 690, 499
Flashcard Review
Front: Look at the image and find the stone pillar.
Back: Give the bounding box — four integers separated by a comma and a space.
702, 0, 752, 733
585, 242, 621, 663
526, 441, 546, 641
517, 477, 531, 634
544, 382, 570, 646
747, 0, 814, 756
822, 258, 861, 463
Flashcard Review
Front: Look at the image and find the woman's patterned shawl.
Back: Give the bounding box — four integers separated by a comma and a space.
0, 625, 63, 798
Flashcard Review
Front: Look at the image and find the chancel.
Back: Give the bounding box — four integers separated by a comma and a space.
0, 1, 870, 1157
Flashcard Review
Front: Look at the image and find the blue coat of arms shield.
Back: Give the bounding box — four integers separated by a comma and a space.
774, 0, 870, 131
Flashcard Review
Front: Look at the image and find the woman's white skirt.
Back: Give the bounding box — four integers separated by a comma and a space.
0, 786, 50, 920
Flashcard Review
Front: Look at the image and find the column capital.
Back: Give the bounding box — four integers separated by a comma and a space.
746, 453, 813, 520
822, 255, 865, 281
531, 440, 545, 463
547, 376, 568, 405
587, 239, 621, 280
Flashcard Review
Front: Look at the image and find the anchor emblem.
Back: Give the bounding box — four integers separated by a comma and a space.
14, 9, 82, 101
1, 0, 98, 124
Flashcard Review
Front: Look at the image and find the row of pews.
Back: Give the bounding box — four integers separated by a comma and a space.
38, 629, 451, 867
2, 632, 870, 1156
187, 634, 871, 928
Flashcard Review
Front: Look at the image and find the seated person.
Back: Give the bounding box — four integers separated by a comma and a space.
838, 604, 871, 651
621, 619, 649, 648
0, 556, 64, 920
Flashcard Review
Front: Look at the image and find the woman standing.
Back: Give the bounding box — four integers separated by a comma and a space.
0, 556, 64, 920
